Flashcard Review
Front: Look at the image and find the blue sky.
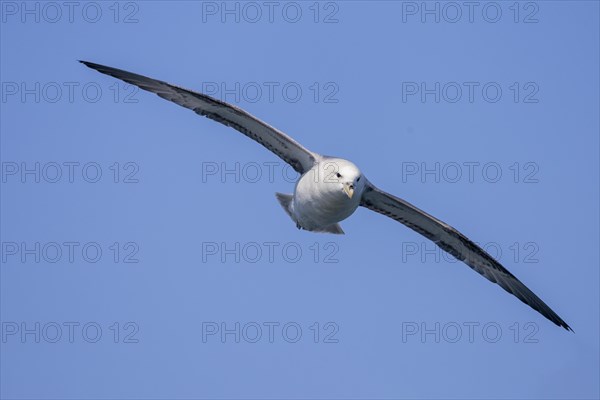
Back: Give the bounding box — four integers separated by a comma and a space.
1, 1, 599, 399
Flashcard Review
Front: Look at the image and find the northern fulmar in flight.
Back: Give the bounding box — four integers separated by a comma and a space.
80, 61, 571, 331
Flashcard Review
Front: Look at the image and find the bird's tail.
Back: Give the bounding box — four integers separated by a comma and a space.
275, 193, 294, 220
275, 193, 344, 234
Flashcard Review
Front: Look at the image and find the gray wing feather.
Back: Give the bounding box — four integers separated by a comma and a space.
80, 61, 317, 174
360, 181, 571, 331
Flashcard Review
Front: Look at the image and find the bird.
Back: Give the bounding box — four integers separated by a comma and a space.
80, 60, 572, 331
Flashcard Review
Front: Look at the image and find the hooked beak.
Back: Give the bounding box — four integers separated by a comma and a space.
343, 183, 355, 199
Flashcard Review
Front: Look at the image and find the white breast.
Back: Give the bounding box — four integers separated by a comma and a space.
291, 163, 361, 230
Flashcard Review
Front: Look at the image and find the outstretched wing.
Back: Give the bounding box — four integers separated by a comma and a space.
360, 181, 571, 331
80, 61, 318, 174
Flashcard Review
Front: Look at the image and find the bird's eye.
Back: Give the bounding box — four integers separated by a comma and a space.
357, 177, 361, 181
336, 173, 342, 178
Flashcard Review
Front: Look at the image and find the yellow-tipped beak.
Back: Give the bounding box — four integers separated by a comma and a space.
343, 184, 354, 199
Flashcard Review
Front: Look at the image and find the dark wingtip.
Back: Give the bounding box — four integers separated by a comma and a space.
558, 319, 574, 333
79, 60, 97, 68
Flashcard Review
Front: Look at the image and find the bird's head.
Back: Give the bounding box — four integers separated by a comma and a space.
322, 159, 366, 200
